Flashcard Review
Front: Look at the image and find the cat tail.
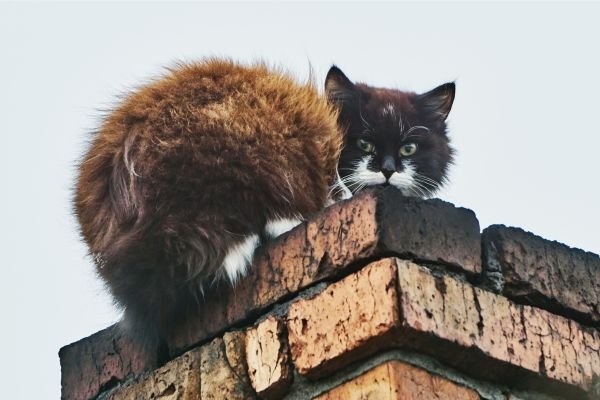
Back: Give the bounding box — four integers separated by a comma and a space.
116, 306, 169, 367
100, 226, 225, 362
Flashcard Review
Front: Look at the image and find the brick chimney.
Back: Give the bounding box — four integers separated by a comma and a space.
59, 187, 600, 400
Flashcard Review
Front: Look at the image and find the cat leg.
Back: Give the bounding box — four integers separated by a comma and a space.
264, 216, 304, 238
222, 216, 303, 285
222, 233, 260, 284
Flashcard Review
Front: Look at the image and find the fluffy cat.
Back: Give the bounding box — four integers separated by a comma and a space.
74, 59, 455, 346
326, 67, 455, 198
75, 59, 342, 341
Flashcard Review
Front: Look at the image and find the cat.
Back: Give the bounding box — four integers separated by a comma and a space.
75, 59, 342, 343
326, 66, 455, 199
74, 58, 455, 347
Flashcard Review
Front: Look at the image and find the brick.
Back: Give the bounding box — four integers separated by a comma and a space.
167, 187, 480, 354
315, 360, 480, 400
284, 258, 600, 398
483, 225, 600, 325
377, 188, 481, 274
222, 331, 254, 393
59, 325, 157, 400
61, 188, 480, 395
246, 317, 292, 399
101, 348, 200, 400
396, 260, 600, 398
166, 189, 379, 353
287, 259, 400, 378
199, 333, 255, 400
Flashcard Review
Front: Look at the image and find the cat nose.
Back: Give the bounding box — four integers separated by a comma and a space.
381, 156, 396, 180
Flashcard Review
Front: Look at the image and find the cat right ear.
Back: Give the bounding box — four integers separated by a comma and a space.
325, 66, 357, 104
416, 82, 456, 122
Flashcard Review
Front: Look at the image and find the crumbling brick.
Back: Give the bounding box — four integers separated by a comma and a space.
199, 333, 256, 400
287, 258, 400, 378
101, 348, 200, 400
59, 325, 157, 400
246, 317, 292, 399
315, 360, 481, 400
483, 225, 600, 325
285, 258, 600, 398
377, 188, 481, 273
396, 260, 600, 397
167, 187, 480, 355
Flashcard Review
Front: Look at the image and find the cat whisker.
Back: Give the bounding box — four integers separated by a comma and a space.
406, 126, 430, 136
414, 178, 437, 190
359, 107, 373, 132
328, 180, 351, 196
413, 173, 440, 191
407, 181, 427, 198
398, 111, 404, 132
411, 179, 435, 198
339, 175, 361, 184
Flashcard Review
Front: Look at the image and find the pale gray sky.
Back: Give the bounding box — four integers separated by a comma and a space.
1, 2, 599, 398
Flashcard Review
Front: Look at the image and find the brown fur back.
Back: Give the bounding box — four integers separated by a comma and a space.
74, 59, 342, 342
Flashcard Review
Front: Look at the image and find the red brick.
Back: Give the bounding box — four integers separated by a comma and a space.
199, 333, 255, 399
315, 360, 480, 400
377, 188, 481, 274
246, 317, 292, 399
165, 189, 379, 354
285, 258, 600, 398
59, 325, 157, 400
167, 188, 480, 355
102, 348, 200, 400
61, 188, 482, 397
287, 259, 400, 377
483, 225, 600, 325
396, 260, 600, 397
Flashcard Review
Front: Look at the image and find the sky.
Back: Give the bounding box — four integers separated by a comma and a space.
1, 2, 599, 398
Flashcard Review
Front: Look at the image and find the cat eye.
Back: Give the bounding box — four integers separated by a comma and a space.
399, 143, 417, 157
356, 139, 375, 153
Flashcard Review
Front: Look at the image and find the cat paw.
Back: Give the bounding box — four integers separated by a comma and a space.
264, 217, 303, 238
222, 234, 260, 284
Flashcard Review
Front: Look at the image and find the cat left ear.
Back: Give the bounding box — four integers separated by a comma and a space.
325, 66, 358, 104
416, 82, 455, 121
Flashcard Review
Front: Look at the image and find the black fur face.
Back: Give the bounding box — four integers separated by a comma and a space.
326, 66, 455, 198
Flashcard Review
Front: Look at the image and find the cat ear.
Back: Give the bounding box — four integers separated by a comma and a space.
416, 82, 455, 121
325, 66, 358, 104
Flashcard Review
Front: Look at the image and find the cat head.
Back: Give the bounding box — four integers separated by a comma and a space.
326, 66, 455, 198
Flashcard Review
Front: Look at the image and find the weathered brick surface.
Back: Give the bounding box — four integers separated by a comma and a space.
59, 325, 157, 400
377, 188, 481, 274
166, 189, 379, 354
60, 188, 481, 398
287, 258, 400, 378
316, 360, 480, 400
246, 317, 292, 399
285, 258, 600, 397
199, 333, 255, 400
396, 260, 600, 397
100, 348, 200, 400
483, 225, 600, 325
222, 331, 254, 393
168, 187, 480, 354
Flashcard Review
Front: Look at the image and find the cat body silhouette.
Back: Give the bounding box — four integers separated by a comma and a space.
75, 58, 454, 343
